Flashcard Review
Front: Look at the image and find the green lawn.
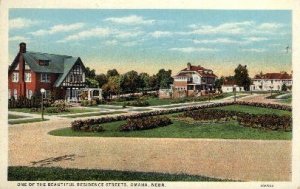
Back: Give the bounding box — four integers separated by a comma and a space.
62, 111, 127, 118
212, 105, 291, 116
280, 98, 292, 104
50, 106, 292, 140
9, 118, 48, 125
109, 94, 234, 107
8, 114, 27, 119
8, 166, 226, 181
9, 107, 97, 115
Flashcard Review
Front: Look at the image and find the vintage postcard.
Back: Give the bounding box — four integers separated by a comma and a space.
1, 0, 300, 188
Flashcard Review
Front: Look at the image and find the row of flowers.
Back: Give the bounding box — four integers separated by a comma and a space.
71, 101, 291, 131
120, 116, 172, 131
182, 109, 292, 131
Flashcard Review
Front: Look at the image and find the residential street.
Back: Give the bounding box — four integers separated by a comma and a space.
8, 94, 292, 181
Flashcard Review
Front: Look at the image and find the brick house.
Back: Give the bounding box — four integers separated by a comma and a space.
250, 72, 292, 91
8, 43, 86, 101
172, 63, 217, 97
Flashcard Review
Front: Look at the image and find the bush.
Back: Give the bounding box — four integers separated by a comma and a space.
71, 120, 104, 132
80, 99, 98, 107
51, 100, 70, 112
120, 116, 172, 131
125, 100, 150, 107
45, 107, 60, 114
182, 109, 236, 122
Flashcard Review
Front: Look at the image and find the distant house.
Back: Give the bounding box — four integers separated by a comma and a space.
8, 42, 86, 102
250, 72, 292, 91
221, 80, 244, 93
172, 63, 217, 97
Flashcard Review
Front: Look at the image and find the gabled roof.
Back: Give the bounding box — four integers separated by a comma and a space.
254, 73, 292, 80
9, 51, 83, 87
174, 64, 217, 78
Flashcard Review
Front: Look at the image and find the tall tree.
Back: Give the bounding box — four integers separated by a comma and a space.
149, 75, 158, 90
102, 75, 121, 98
214, 76, 225, 92
107, 69, 119, 78
156, 69, 173, 89
139, 72, 151, 90
85, 67, 96, 79
234, 64, 251, 91
120, 70, 141, 93
95, 74, 108, 88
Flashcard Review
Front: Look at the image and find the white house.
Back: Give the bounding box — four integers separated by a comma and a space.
221, 80, 244, 93
250, 72, 292, 91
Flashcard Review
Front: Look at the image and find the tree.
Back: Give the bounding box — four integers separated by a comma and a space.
102, 75, 121, 98
282, 83, 287, 91
85, 67, 96, 79
95, 74, 108, 88
107, 69, 119, 78
214, 76, 225, 92
86, 78, 99, 88
156, 69, 173, 89
120, 70, 141, 93
149, 75, 158, 90
233, 64, 251, 91
139, 72, 151, 90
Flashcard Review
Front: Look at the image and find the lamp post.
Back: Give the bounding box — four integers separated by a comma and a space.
233, 85, 237, 103
40, 88, 46, 120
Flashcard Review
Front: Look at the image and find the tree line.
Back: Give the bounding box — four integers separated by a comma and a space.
84, 67, 173, 98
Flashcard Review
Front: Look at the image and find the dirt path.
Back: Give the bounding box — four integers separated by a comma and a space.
8, 118, 291, 181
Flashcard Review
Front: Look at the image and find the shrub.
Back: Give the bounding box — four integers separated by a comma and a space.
45, 107, 60, 114
71, 120, 104, 132
51, 100, 70, 112
120, 116, 172, 131
80, 99, 98, 107
126, 100, 150, 107
182, 109, 236, 122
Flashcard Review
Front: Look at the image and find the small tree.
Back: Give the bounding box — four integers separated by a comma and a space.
234, 64, 251, 91
282, 83, 287, 91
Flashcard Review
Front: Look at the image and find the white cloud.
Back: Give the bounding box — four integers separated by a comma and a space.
169, 47, 219, 53
123, 41, 138, 47
105, 40, 118, 46
57, 27, 112, 43
191, 21, 255, 35
193, 38, 242, 44
150, 31, 172, 38
245, 37, 268, 42
241, 48, 266, 53
257, 23, 283, 30
9, 18, 40, 29
115, 30, 144, 39
104, 15, 155, 25
9, 35, 30, 42
31, 23, 85, 36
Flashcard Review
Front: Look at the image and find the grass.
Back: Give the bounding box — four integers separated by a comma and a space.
212, 105, 291, 116
62, 111, 126, 118
8, 166, 226, 181
97, 105, 125, 109
128, 108, 152, 112
9, 107, 97, 115
8, 114, 27, 119
9, 118, 48, 125
50, 120, 291, 140
280, 98, 292, 104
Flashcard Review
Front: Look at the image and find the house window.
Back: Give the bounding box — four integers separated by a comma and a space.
26, 89, 33, 99
12, 72, 19, 82
13, 89, 17, 99
40, 73, 50, 82
25, 72, 31, 82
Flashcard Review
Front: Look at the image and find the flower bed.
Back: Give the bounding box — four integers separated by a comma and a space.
120, 116, 172, 131
181, 109, 292, 131
71, 101, 292, 132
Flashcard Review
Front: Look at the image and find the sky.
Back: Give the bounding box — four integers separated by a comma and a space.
9, 9, 292, 77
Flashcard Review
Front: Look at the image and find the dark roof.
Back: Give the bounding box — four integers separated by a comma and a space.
9, 51, 83, 87
174, 64, 217, 78
254, 73, 292, 80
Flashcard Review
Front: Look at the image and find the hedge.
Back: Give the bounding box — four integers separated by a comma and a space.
120, 116, 172, 131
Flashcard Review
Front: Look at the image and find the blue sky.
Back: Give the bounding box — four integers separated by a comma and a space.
9, 9, 292, 77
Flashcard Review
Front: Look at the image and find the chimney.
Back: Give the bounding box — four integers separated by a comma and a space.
19, 42, 26, 53
187, 62, 191, 70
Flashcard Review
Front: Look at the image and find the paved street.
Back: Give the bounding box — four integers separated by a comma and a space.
8, 93, 292, 181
